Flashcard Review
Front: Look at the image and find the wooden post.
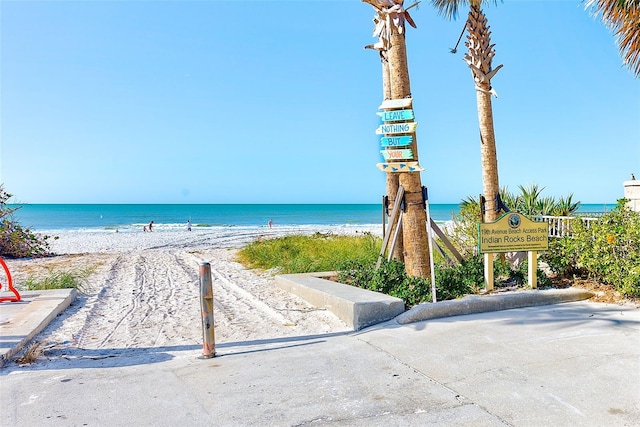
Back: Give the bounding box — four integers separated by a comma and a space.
528, 251, 538, 289
388, 212, 404, 262
484, 253, 494, 291
199, 262, 216, 358
376, 186, 404, 269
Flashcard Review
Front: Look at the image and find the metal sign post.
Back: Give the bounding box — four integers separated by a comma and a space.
423, 187, 437, 302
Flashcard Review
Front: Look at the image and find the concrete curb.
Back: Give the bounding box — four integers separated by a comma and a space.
0, 288, 77, 366
395, 288, 594, 324
275, 272, 405, 331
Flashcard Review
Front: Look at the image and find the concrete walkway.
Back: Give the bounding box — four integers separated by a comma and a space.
0, 289, 77, 366
1, 292, 638, 426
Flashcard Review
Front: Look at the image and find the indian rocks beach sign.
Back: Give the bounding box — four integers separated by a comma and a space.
478, 212, 549, 253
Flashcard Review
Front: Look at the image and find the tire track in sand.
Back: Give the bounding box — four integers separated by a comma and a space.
34, 246, 347, 357
75, 250, 201, 349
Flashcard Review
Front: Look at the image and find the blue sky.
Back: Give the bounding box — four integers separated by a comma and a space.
1, 0, 638, 205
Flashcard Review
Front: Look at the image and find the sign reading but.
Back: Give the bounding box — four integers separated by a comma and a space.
478, 213, 549, 253
380, 135, 413, 147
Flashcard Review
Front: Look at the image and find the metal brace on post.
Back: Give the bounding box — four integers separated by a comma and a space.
382, 195, 389, 237
495, 192, 510, 214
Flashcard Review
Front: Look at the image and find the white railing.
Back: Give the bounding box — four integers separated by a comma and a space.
533, 215, 601, 238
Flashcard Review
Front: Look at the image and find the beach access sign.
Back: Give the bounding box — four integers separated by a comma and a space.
478, 213, 549, 253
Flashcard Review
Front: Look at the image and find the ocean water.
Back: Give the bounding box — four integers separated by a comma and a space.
8, 203, 615, 233
8, 204, 459, 233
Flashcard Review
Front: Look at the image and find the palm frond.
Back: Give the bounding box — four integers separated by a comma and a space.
430, 0, 500, 20
585, 0, 640, 76
554, 194, 581, 216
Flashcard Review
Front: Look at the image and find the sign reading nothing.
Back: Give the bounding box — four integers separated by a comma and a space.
478, 213, 549, 253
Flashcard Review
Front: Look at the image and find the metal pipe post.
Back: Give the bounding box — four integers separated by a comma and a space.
199, 262, 216, 358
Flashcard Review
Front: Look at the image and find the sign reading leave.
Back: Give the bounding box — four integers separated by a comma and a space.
478, 213, 549, 253
377, 109, 414, 122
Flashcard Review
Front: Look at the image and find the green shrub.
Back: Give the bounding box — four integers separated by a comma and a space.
338, 258, 434, 306
573, 200, 640, 297
338, 255, 542, 307
540, 237, 580, 277
1, 186, 53, 258
542, 200, 640, 297
435, 256, 483, 299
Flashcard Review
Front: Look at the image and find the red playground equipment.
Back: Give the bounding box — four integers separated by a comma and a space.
0, 258, 21, 302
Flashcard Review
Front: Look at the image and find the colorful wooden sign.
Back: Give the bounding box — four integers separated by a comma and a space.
380, 149, 414, 160
376, 109, 414, 122
379, 98, 413, 110
375, 122, 418, 135
376, 162, 424, 172
478, 213, 549, 253
380, 135, 413, 147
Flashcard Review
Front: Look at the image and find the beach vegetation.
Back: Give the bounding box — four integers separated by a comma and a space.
0, 185, 54, 258
24, 266, 93, 292
338, 255, 550, 307
237, 232, 541, 307
236, 192, 636, 306
541, 200, 640, 298
236, 232, 381, 274
14, 341, 45, 365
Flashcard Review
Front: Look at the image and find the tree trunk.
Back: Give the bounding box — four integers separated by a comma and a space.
464, 4, 502, 223
381, 52, 404, 261
476, 90, 500, 222
388, 30, 430, 278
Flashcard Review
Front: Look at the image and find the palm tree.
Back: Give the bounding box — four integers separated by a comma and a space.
432, 0, 503, 223
585, 0, 640, 77
554, 194, 580, 216
518, 184, 546, 216
364, 0, 431, 278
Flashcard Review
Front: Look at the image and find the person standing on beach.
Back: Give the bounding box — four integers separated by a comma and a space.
268, 219, 273, 229
148, 221, 154, 232
187, 219, 191, 231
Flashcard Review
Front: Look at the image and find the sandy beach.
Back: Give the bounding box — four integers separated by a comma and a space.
4, 226, 381, 364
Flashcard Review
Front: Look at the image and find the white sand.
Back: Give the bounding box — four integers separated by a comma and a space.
4, 226, 382, 363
